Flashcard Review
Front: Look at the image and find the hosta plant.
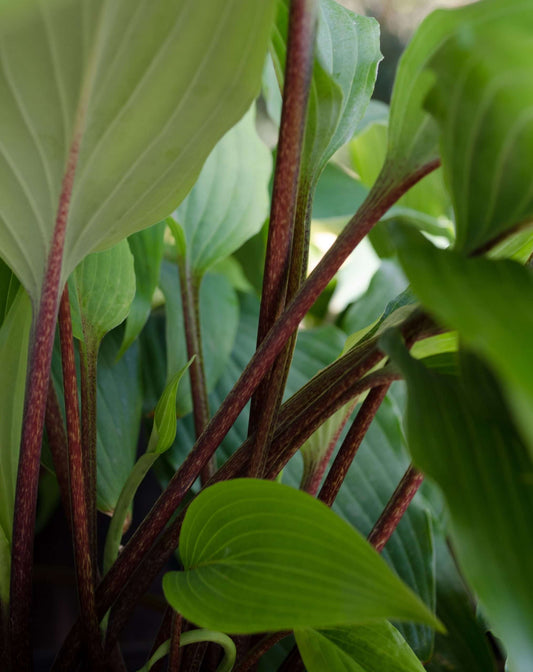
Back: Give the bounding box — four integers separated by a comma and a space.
0, 0, 532, 670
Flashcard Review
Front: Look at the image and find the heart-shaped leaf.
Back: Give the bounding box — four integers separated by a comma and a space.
295, 622, 425, 672
163, 479, 440, 634
383, 333, 533, 672
0, 0, 276, 302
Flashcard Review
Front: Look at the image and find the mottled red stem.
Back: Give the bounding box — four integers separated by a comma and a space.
78, 335, 99, 576
168, 612, 184, 672
249, 0, 318, 476
319, 385, 391, 507
9, 132, 81, 672
45, 380, 72, 527
368, 465, 424, 553
234, 631, 291, 672
58, 286, 103, 668
177, 261, 212, 482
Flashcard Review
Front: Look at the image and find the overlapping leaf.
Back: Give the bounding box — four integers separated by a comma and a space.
0, 288, 31, 604
393, 226, 533, 457
424, 1, 533, 253
383, 334, 533, 672
163, 479, 440, 633
173, 107, 272, 275
0, 0, 276, 302
119, 221, 166, 358
74, 240, 135, 346
295, 622, 425, 672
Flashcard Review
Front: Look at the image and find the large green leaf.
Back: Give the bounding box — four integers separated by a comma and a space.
173, 107, 272, 275
271, 0, 381, 186
118, 221, 166, 358
427, 534, 497, 672
0, 288, 32, 604
159, 261, 239, 417
383, 334, 533, 672
0, 258, 20, 327
295, 622, 425, 672
0, 0, 276, 302
393, 226, 533, 457
163, 479, 440, 633
425, 1, 533, 253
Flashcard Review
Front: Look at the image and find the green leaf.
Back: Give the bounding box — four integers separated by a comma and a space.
173, 107, 272, 275
163, 479, 440, 634
95, 330, 143, 513
0, 288, 31, 604
0, 0, 277, 302
424, 0, 533, 253
0, 258, 20, 327
427, 534, 497, 672
295, 622, 425, 672
75, 240, 135, 346
148, 358, 194, 455
159, 262, 239, 417
312, 162, 368, 223
383, 334, 533, 672
392, 226, 533, 458
271, 0, 381, 186
348, 116, 453, 243
118, 221, 166, 358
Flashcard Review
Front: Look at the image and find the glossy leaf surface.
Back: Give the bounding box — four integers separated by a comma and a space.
174, 108, 272, 275
0, 0, 276, 301
163, 479, 440, 633
295, 622, 425, 672
384, 334, 533, 672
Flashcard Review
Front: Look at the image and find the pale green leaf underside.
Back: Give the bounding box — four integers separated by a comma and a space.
0, 288, 32, 604
0, 0, 276, 302
175, 107, 272, 275
393, 226, 533, 458
383, 335, 533, 672
163, 479, 439, 634
295, 622, 425, 672
75, 239, 135, 344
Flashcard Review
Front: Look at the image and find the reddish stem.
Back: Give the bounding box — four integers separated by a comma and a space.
233, 631, 291, 672
318, 385, 391, 507
58, 286, 103, 668
9, 132, 81, 671
249, 0, 318, 476
168, 611, 184, 672
367, 465, 424, 553
45, 380, 72, 528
